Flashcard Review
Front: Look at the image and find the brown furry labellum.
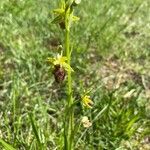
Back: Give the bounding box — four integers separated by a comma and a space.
53, 65, 65, 83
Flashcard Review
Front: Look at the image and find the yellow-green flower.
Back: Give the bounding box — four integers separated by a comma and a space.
47, 54, 74, 72
82, 95, 93, 109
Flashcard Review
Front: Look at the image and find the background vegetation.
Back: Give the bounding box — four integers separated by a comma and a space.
0, 0, 150, 149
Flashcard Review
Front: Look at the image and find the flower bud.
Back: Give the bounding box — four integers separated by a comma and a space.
72, 0, 81, 6
81, 116, 92, 128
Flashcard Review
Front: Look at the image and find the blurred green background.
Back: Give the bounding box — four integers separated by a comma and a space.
0, 0, 150, 149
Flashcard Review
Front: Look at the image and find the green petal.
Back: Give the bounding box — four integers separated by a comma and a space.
60, 56, 68, 61
51, 15, 63, 24
47, 58, 55, 64
53, 9, 64, 14
62, 62, 74, 72
72, 15, 80, 22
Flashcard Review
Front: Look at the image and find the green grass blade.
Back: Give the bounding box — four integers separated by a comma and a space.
28, 113, 42, 149
0, 139, 16, 150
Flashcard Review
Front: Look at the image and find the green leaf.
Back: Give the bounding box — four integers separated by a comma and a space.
0, 139, 16, 150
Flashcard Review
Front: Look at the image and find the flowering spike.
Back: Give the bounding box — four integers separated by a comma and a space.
51, 0, 80, 29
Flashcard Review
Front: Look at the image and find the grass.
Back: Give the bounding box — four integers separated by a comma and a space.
0, 0, 150, 149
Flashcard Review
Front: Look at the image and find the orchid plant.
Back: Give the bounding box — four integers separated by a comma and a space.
47, 0, 93, 149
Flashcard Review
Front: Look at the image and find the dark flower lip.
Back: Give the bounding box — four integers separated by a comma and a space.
53, 65, 66, 83
59, 21, 65, 29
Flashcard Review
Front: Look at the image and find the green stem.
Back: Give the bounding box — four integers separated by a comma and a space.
64, 10, 74, 150
66, 30, 72, 100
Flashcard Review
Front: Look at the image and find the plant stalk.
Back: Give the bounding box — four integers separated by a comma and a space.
64, 10, 74, 150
